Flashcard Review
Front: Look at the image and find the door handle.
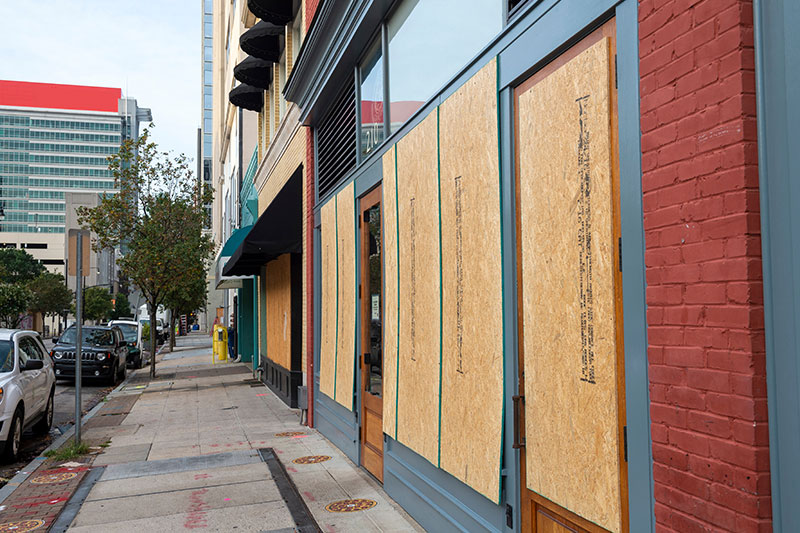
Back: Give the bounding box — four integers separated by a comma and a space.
512, 395, 525, 449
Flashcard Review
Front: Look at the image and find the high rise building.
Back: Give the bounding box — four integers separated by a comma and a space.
201, 0, 213, 226
0, 80, 150, 285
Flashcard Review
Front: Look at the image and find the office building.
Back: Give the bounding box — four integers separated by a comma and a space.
0, 80, 150, 288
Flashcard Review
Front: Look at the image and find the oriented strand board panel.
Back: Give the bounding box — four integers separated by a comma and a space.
265, 253, 292, 370
518, 38, 622, 532
382, 148, 399, 438
335, 182, 357, 410
438, 58, 504, 503
318, 198, 337, 400
395, 111, 441, 465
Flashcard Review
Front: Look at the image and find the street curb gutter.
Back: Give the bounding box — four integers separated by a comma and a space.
0, 343, 164, 506
49, 466, 105, 533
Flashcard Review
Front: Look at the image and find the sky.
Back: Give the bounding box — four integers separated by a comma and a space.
0, 0, 200, 162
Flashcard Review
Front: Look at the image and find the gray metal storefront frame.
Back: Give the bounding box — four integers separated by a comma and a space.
753, 0, 800, 529
308, 0, 654, 530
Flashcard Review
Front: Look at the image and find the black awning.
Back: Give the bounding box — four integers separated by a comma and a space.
247, 0, 293, 25
223, 168, 302, 276
240, 21, 284, 62
229, 84, 263, 112
234, 56, 273, 90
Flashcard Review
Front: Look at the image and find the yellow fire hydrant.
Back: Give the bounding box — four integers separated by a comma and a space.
212, 324, 228, 363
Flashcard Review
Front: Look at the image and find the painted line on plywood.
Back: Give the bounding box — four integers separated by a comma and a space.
436, 106, 444, 469
394, 144, 401, 441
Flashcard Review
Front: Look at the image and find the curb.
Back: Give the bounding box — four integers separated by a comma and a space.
0, 345, 163, 506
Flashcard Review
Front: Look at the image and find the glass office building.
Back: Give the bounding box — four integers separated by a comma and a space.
0, 80, 149, 273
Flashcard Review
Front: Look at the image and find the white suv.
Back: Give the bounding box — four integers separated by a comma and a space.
0, 330, 56, 462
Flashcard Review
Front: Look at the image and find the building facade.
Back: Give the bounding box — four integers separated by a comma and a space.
213, 0, 800, 530
270, 0, 800, 531
214, 0, 313, 418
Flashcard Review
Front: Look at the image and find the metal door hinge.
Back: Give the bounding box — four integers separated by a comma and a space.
512, 395, 525, 449
618, 237, 622, 272
623, 425, 628, 462
614, 54, 618, 89
506, 504, 513, 528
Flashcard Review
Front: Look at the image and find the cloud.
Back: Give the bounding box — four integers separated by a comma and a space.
0, 0, 200, 166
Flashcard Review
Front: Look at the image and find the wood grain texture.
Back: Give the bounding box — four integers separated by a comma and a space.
438, 58, 504, 503
518, 38, 622, 532
382, 148, 399, 439
265, 253, 292, 370
395, 111, 441, 465
335, 181, 357, 410
319, 198, 338, 400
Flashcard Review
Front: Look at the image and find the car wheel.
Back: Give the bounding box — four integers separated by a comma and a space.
34, 390, 54, 435
109, 362, 119, 385
2, 408, 23, 463
119, 362, 127, 381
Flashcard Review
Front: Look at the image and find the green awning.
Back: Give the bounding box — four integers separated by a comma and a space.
220, 225, 253, 257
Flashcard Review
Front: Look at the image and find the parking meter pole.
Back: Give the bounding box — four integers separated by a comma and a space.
75, 232, 83, 444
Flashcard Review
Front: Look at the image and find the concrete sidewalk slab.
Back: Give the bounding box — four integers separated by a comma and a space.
63, 334, 423, 532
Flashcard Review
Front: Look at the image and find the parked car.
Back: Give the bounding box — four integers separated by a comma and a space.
108, 319, 147, 369
51, 325, 128, 384
0, 330, 56, 462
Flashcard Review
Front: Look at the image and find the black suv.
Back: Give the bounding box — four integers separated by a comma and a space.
51, 326, 128, 384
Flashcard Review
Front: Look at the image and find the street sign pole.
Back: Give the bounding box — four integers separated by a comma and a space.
75, 231, 83, 444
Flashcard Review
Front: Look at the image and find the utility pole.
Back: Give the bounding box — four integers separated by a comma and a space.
74, 231, 83, 444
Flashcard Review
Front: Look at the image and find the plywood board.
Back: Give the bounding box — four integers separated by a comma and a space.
382, 147, 399, 438
318, 198, 338, 400
438, 58, 504, 503
395, 111, 441, 465
265, 253, 292, 370
335, 181, 357, 410
518, 38, 622, 532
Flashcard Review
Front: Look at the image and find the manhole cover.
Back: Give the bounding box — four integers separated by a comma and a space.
292, 455, 331, 464
274, 431, 305, 437
30, 472, 77, 484
325, 499, 377, 513
0, 519, 46, 532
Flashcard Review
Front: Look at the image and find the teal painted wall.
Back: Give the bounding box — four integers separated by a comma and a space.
237, 279, 255, 363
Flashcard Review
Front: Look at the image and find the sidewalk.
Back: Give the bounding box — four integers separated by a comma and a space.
60, 333, 423, 532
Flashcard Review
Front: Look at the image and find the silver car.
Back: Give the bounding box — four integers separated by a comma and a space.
0, 330, 56, 462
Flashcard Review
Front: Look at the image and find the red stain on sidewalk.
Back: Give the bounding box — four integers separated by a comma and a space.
184, 487, 210, 529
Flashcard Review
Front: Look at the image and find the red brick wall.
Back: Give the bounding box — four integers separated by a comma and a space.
305, 126, 315, 426
638, 0, 770, 530
305, 0, 320, 32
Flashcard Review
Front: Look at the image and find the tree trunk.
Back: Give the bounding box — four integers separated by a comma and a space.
148, 299, 157, 378
169, 311, 176, 352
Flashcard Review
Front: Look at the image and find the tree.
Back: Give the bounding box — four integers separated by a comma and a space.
0, 283, 32, 329
110, 292, 131, 320
78, 127, 214, 377
27, 272, 73, 333
84, 286, 113, 323
0, 249, 45, 285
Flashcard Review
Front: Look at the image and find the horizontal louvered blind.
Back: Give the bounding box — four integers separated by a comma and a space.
316, 78, 356, 199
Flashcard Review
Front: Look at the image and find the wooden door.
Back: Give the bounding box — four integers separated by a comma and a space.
359, 185, 384, 482
514, 20, 628, 533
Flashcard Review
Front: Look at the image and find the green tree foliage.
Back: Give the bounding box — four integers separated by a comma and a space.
78, 128, 214, 377
110, 292, 131, 320
27, 272, 73, 327
84, 286, 113, 323
0, 283, 32, 328
0, 249, 45, 285
163, 202, 211, 351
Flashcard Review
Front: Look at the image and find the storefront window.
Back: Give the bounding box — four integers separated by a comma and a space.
359, 39, 384, 159
387, 0, 502, 133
